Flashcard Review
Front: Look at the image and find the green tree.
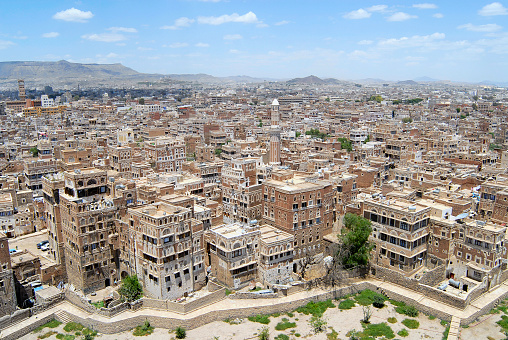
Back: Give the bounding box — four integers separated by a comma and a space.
295, 132, 301, 138
368, 95, 383, 103
456, 107, 461, 113
402, 117, 412, 124
118, 275, 143, 302
258, 119, 263, 127
363, 135, 370, 144
214, 148, 223, 156
337, 138, 353, 152
29, 147, 39, 157
139, 98, 145, 105
472, 103, 478, 111
339, 213, 373, 268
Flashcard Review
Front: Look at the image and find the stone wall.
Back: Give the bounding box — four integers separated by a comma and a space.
419, 264, 446, 287
0, 309, 30, 330
229, 292, 278, 299
141, 288, 226, 314
3, 313, 55, 340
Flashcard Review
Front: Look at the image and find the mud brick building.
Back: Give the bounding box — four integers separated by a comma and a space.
261, 170, 334, 263
221, 157, 263, 224
60, 169, 120, 293
0, 233, 16, 316
129, 202, 205, 300
364, 198, 431, 275
144, 137, 186, 173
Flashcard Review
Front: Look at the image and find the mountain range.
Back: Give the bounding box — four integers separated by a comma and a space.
0, 60, 506, 88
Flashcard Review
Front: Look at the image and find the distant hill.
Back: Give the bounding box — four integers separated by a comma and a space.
166, 73, 270, 83
287, 75, 326, 84
414, 76, 440, 82
0, 60, 163, 88
396, 80, 419, 86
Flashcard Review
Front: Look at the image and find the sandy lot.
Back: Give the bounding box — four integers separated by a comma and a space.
21, 298, 455, 340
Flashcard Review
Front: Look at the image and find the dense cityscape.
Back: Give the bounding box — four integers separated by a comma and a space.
0, 73, 507, 339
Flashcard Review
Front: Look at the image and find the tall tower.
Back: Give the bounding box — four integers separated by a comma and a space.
269, 98, 281, 165
18, 79, 26, 101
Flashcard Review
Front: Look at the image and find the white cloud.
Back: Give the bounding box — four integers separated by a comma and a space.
0, 40, 14, 49
387, 12, 418, 21
81, 33, 126, 42
458, 23, 502, 32
53, 8, 93, 23
229, 49, 240, 53
198, 11, 259, 25
343, 9, 371, 19
161, 17, 195, 30
168, 42, 189, 48
42, 32, 60, 38
275, 20, 290, 26
479, 2, 508, 16
378, 32, 445, 48
195, 42, 210, 47
108, 27, 137, 33
433, 13, 444, 18
224, 34, 242, 40
413, 3, 438, 9
105, 53, 119, 58
367, 5, 388, 12
137, 47, 154, 51
358, 40, 374, 45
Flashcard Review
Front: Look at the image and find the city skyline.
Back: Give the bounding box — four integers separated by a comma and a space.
1, 1, 508, 82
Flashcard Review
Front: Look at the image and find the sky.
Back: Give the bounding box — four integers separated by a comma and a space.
1, 0, 508, 82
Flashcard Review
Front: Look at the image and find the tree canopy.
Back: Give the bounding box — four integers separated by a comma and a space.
118, 275, 143, 302
305, 128, 329, 140
29, 147, 39, 157
337, 138, 353, 152
339, 213, 373, 268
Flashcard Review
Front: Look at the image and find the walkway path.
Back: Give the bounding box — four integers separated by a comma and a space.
3, 278, 508, 339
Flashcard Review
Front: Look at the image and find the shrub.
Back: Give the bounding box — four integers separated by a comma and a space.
389, 299, 406, 307
133, 320, 154, 336
387, 317, 397, 323
497, 315, 508, 332
310, 316, 327, 333
33, 319, 62, 333
296, 299, 335, 317
402, 319, 420, 329
440, 319, 449, 326
395, 305, 419, 317
362, 323, 395, 339
275, 334, 289, 340
338, 299, 356, 310
63, 322, 84, 332
429, 315, 436, 320
274, 320, 296, 331
372, 295, 385, 308
56, 335, 75, 340
362, 306, 372, 323
398, 328, 409, 337
39, 331, 58, 339
258, 326, 270, 340
442, 325, 450, 340
271, 312, 281, 317
327, 327, 338, 340
248, 314, 271, 324
175, 326, 186, 339
354, 290, 386, 306
286, 312, 294, 317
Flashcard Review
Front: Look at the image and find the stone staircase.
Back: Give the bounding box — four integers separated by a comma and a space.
447, 316, 461, 340
55, 310, 72, 324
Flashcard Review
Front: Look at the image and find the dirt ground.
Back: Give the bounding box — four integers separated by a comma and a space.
460, 312, 507, 340
21, 299, 457, 340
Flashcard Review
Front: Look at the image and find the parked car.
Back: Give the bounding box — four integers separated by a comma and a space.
41, 244, 50, 251
37, 240, 49, 249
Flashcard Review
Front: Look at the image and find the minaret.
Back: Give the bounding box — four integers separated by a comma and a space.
269, 98, 281, 165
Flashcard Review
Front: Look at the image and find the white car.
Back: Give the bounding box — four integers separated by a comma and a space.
41, 244, 50, 251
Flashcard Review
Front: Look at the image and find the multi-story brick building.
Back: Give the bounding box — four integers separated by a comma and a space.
365, 198, 431, 275
221, 157, 263, 224
60, 169, 120, 293
129, 202, 205, 299
108, 144, 132, 179
262, 170, 334, 264
258, 225, 294, 285
42, 173, 65, 265
0, 233, 17, 316
23, 159, 58, 191
144, 137, 186, 173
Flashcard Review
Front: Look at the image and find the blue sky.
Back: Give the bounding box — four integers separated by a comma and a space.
1, 1, 508, 82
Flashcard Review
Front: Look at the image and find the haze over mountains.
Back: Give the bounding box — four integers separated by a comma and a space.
0, 61, 505, 89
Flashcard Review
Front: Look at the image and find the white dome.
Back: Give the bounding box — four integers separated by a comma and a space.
271, 98, 279, 106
